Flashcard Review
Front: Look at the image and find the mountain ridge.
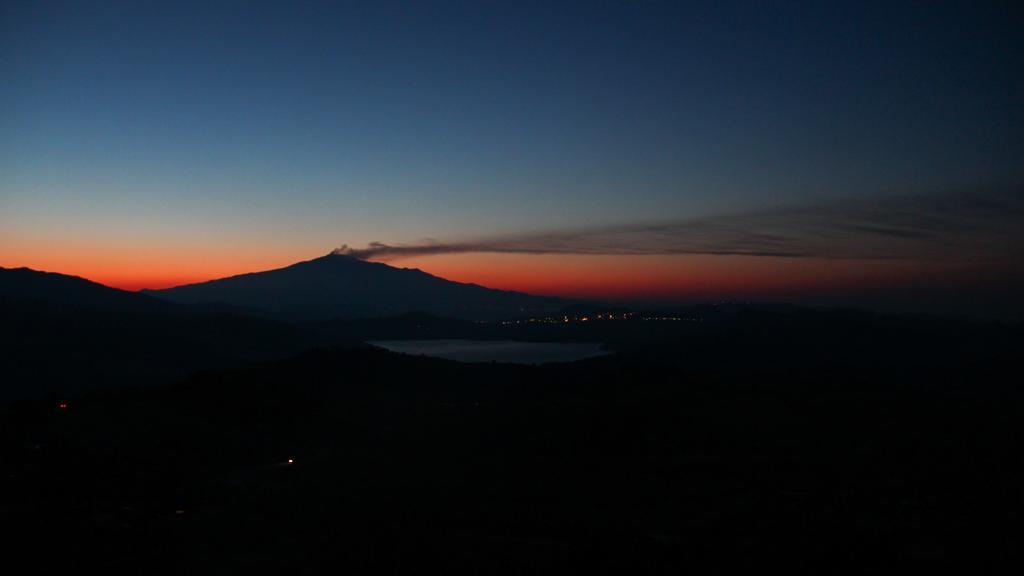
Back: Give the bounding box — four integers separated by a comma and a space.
144, 252, 567, 322
0, 265, 173, 313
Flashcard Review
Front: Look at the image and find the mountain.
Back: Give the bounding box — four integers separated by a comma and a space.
144, 253, 566, 322
0, 266, 173, 313
0, 267, 357, 402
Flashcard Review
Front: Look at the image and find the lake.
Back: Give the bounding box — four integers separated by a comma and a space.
370, 339, 608, 365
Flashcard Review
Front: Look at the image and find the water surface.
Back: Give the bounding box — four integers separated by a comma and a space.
370, 339, 608, 365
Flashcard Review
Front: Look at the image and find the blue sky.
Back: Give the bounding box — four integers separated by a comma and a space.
1, 1, 1022, 306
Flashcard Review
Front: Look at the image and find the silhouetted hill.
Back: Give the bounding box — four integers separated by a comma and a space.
0, 266, 173, 313
145, 253, 566, 322
0, 267, 361, 402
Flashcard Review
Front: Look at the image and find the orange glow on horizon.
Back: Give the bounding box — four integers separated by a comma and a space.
386, 253, 967, 302
1, 242, 980, 302
0, 238, 304, 291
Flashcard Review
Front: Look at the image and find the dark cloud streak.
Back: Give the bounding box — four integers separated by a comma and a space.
335, 191, 1024, 264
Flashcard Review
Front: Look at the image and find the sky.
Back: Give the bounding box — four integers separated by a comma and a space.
2, 1, 1022, 317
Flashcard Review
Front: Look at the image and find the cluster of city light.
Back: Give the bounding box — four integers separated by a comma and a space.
497, 312, 702, 326
499, 312, 632, 325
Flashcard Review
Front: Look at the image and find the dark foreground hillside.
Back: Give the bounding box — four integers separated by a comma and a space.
2, 311, 1022, 574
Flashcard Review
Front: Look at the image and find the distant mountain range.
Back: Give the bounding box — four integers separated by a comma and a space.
144, 253, 566, 322
0, 256, 566, 401
5, 259, 1021, 406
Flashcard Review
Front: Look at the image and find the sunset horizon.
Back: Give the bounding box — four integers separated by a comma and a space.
3, 2, 1023, 572
4, 2, 1021, 318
